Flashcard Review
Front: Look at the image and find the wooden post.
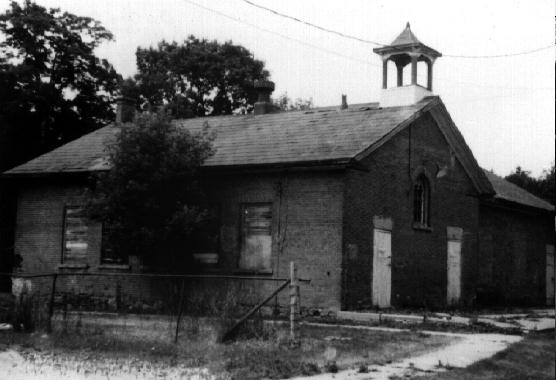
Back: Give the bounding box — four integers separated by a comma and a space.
47, 274, 58, 333
289, 261, 299, 345
174, 279, 186, 344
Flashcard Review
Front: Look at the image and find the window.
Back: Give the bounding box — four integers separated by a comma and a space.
413, 174, 431, 227
100, 224, 128, 265
239, 203, 272, 272
191, 205, 221, 265
62, 206, 88, 262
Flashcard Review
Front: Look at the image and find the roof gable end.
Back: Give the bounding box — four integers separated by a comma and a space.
353, 97, 495, 196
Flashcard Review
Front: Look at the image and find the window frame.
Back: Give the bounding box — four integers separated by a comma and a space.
61, 205, 89, 264
191, 203, 222, 267
238, 202, 273, 273
413, 174, 431, 229
100, 222, 129, 265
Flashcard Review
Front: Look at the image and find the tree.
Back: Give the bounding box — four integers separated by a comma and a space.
0, 0, 121, 166
505, 164, 555, 205
87, 112, 215, 271
123, 36, 269, 118
537, 163, 555, 204
273, 92, 313, 111
505, 166, 537, 193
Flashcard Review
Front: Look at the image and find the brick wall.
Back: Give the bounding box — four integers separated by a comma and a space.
15, 182, 102, 273
14, 171, 345, 311
478, 203, 553, 306
342, 112, 480, 309
203, 170, 344, 311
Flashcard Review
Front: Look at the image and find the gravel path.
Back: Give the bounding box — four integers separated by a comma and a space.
0, 349, 218, 380
287, 331, 522, 380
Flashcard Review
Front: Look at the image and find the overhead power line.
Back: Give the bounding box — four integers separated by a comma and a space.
240, 0, 384, 46
239, 0, 554, 59
182, 0, 371, 64
443, 45, 554, 58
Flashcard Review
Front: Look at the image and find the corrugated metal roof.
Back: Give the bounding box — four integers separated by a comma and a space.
4, 99, 432, 175
483, 169, 554, 211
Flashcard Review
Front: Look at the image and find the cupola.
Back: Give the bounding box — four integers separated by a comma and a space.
373, 23, 441, 107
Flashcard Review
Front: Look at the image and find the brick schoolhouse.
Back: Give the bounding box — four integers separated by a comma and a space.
3, 24, 554, 311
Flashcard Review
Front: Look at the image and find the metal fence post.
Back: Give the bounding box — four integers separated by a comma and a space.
289, 261, 299, 345
47, 274, 58, 333
174, 278, 186, 343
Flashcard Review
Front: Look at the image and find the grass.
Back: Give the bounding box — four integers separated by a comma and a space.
0, 322, 456, 379
413, 330, 555, 380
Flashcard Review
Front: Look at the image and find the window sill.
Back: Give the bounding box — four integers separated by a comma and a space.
412, 223, 433, 232
57, 263, 89, 270
198, 266, 223, 273
233, 269, 273, 275
98, 264, 131, 271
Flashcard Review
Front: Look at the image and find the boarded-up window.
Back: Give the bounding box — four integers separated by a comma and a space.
62, 206, 88, 262
239, 204, 272, 271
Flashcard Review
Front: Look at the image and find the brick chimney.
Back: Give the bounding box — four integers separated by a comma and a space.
253, 80, 275, 115
340, 94, 348, 110
115, 96, 136, 123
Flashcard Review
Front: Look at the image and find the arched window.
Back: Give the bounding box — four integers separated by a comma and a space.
413, 174, 430, 227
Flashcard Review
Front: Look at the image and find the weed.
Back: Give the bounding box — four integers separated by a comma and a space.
300, 362, 320, 376
358, 363, 369, 373
324, 361, 338, 373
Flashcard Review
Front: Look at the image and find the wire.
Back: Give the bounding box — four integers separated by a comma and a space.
444, 45, 554, 58
240, 0, 384, 46
239, 0, 554, 59
182, 0, 371, 65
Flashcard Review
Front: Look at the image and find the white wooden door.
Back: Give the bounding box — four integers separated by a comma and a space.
546, 245, 555, 306
372, 229, 391, 308
447, 240, 462, 305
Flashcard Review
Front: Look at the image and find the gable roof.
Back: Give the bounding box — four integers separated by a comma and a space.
4, 98, 436, 175
9, 96, 529, 205
482, 169, 554, 212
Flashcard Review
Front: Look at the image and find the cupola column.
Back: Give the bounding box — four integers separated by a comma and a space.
410, 54, 418, 85
396, 62, 404, 86
382, 59, 388, 89
427, 60, 434, 91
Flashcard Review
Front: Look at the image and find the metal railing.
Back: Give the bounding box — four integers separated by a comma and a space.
0, 263, 309, 343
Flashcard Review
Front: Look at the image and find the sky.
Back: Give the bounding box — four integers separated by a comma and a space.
1, 0, 554, 176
